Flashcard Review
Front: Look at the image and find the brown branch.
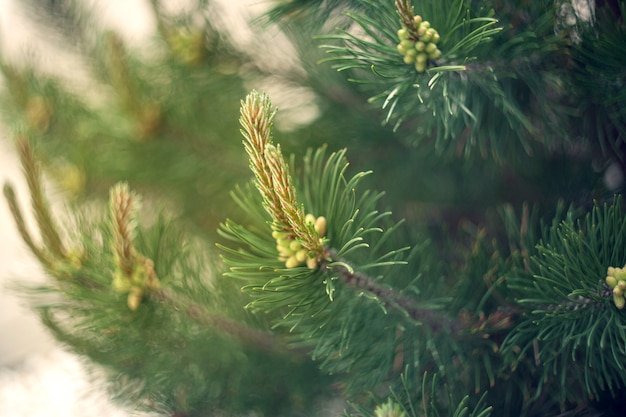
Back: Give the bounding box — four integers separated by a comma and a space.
152, 288, 293, 355
324, 252, 517, 337
331, 261, 463, 334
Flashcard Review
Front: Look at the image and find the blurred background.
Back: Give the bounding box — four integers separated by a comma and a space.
0, 1, 191, 416
0, 0, 329, 414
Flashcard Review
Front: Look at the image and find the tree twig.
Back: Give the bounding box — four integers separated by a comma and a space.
152, 288, 296, 355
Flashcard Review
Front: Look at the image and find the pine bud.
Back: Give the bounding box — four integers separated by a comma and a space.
295, 249, 307, 262
131, 262, 147, 286
305, 213, 316, 225
306, 256, 318, 269
428, 48, 442, 59
127, 287, 143, 311
618, 280, 626, 291
614, 293, 626, 310
615, 267, 626, 281
289, 239, 302, 252
375, 399, 407, 417
607, 275, 618, 288
614, 286, 623, 297
314, 216, 327, 237
400, 40, 414, 50
396, 18, 442, 73
420, 30, 432, 43
112, 271, 132, 292
285, 256, 300, 269
272, 230, 286, 240
405, 48, 417, 58
54, 162, 86, 196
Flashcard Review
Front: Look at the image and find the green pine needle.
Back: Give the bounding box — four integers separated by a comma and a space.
219, 144, 435, 392
503, 197, 626, 404
316, 0, 514, 157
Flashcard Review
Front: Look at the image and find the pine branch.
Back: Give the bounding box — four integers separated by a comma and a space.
2, 136, 88, 278
323, 251, 462, 334
571, 0, 626, 156
109, 182, 140, 277
309, 0, 590, 161
240, 91, 325, 267
4, 152, 327, 414
240, 91, 290, 233
2, 182, 52, 267
233, 91, 479, 337
314, 0, 509, 155
350, 371, 494, 417
503, 197, 626, 405
265, 143, 316, 252
16, 136, 66, 259
152, 288, 291, 355
394, 0, 420, 41
221, 91, 530, 404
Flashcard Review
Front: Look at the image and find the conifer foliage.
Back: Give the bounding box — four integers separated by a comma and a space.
2, 0, 626, 416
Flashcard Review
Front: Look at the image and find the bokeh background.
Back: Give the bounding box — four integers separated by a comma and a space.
1, 2, 204, 416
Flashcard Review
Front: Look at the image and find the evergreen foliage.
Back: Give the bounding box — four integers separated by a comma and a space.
504, 198, 626, 405
1, 1, 626, 417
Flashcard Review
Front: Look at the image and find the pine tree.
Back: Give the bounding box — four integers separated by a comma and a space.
2, 0, 626, 416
